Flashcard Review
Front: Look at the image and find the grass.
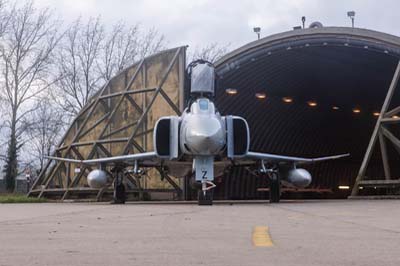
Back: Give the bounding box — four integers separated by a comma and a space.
0, 194, 47, 203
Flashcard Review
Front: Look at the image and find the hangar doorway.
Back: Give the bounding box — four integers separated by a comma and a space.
213, 27, 400, 199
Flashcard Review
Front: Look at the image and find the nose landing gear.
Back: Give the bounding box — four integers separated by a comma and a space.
198, 180, 216, 205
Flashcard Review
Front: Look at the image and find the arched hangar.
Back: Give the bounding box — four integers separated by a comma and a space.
30, 26, 400, 200
214, 26, 400, 199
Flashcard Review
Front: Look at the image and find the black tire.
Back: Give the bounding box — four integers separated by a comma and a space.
269, 172, 281, 203
113, 182, 126, 204
198, 190, 213, 206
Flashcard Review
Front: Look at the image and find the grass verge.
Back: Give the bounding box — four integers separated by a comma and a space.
0, 194, 47, 203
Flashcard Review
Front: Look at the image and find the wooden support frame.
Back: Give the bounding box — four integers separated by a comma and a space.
29, 47, 187, 200
351, 61, 400, 196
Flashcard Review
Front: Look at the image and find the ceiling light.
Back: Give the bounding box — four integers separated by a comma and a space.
338, 185, 350, 190
282, 97, 293, 103
373, 112, 380, 117
307, 101, 317, 107
332, 106, 339, 110
352, 108, 361, 114
392, 115, 399, 119
255, 92, 266, 99
225, 88, 237, 95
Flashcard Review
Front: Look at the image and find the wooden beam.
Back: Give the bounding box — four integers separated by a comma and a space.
98, 87, 156, 99
159, 89, 181, 115
101, 121, 138, 139
122, 48, 182, 155
78, 113, 110, 139
96, 187, 107, 202
125, 94, 144, 114
97, 143, 113, 157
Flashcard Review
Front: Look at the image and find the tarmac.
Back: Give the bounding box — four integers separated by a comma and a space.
0, 200, 399, 266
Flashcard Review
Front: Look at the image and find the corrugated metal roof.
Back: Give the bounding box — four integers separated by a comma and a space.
212, 27, 400, 198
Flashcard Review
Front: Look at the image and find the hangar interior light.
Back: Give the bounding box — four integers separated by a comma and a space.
307, 101, 317, 107
225, 88, 238, 95
282, 97, 293, 103
224, 92, 387, 118
255, 92, 267, 99
338, 185, 350, 190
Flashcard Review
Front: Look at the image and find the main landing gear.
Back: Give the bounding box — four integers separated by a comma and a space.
259, 160, 281, 203
112, 167, 126, 204
198, 180, 216, 206
268, 171, 281, 203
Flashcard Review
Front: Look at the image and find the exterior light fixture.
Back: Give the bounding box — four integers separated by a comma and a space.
301, 16, 306, 29
225, 88, 237, 95
253, 27, 261, 40
255, 92, 266, 99
332, 106, 340, 110
373, 112, 380, 117
338, 185, 350, 190
352, 108, 361, 114
347, 11, 356, 28
282, 97, 293, 103
307, 101, 317, 107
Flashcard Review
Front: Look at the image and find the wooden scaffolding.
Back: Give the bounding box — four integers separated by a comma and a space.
28, 47, 187, 201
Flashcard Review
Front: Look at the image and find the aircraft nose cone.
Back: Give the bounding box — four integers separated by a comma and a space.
185, 117, 225, 155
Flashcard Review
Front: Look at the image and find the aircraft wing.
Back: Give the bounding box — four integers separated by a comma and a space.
46, 151, 159, 166
244, 151, 350, 165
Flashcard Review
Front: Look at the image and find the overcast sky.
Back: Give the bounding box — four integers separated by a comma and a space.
30, 0, 400, 53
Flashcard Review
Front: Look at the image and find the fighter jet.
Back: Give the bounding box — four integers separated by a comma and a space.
47, 60, 349, 205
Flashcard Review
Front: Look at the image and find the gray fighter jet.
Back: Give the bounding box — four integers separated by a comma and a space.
48, 60, 349, 205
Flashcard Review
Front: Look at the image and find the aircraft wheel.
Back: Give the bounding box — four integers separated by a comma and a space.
113, 178, 126, 204
198, 190, 213, 206
269, 172, 281, 203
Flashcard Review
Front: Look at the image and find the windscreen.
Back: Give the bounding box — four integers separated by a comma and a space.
190, 63, 215, 95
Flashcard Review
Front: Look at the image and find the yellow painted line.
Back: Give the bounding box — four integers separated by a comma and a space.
252, 226, 274, 247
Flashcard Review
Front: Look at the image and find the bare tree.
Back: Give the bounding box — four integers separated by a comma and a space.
25, 98, 65, 172
54, 18, 166, 117
0, 0, 10, 163
0, 1, 61, 192
137, 27, 165, 59
190, 42, 230, 63
98, 22, 139, 81
53, 17, 104, 117
98, 24, 165, 83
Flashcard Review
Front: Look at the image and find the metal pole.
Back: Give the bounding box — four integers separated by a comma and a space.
351, 61, 400, 196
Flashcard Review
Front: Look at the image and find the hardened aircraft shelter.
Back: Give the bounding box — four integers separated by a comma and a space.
30, 26, 400, 200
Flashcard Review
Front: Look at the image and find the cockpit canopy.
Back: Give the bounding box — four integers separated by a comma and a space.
190, 98, 216, 115
190, 62, 215, 96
